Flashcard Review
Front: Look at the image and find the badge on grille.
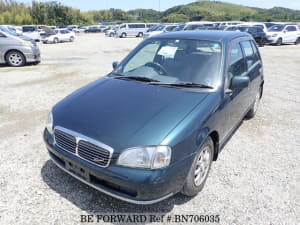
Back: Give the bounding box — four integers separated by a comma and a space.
93, 158, 105, 162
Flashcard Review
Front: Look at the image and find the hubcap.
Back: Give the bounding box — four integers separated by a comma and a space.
194, 146, 211, 186
253, 92, 260, 113
9, 54, 22, 66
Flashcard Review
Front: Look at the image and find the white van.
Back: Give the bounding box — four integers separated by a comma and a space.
116, 23, 148, 38
22, 25, 41, 41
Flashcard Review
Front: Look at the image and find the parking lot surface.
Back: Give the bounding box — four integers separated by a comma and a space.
0, 33, 299, 225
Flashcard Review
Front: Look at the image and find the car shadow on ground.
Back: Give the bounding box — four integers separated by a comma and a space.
41, 160, 193, 216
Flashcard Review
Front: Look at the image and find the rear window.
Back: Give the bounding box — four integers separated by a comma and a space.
22, 26, 36, 32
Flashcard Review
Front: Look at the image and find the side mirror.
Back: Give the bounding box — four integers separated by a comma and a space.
112, 61, 119, 70
230, 76, 250, 90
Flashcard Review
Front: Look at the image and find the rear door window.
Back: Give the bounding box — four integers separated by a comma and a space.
241, 41, 256, 69
286, 26, 297, 32
250, 41, 261, 62
228, 42, 246, 77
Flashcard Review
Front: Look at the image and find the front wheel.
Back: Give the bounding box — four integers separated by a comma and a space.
6, 51, 26, 67
121, 33, 127, 38
295, 37, 300, 45
181, 137, 213, 196
276, 38, 282, 46
53, 38, 59, 43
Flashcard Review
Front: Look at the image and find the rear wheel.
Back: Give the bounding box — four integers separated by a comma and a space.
69, 36, 74, 42
6, 51, 26, 67
181, 137, 213, 196
295, 37, 300, 45
121, 33, 127, 38
245, 88, 261, 119
53, 38, 59, 43
276, 38, 282, 46
137, 32, 143, 37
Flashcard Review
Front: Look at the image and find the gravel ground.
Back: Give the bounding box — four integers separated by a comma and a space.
0, 33, 299, 225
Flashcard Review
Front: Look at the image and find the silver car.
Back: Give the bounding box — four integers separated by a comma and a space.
0, 31, 40, 67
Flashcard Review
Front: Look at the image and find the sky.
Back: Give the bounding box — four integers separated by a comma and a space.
18, 0, 300, 11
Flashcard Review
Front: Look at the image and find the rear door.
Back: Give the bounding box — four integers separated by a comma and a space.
127, 24, 136, 36
240, 40, 263, 105
222, 39, 249, 140
284, 26, 298, 42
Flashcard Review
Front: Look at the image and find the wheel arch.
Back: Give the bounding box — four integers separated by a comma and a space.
5, 49, 26, 63
208, 130, 219, 161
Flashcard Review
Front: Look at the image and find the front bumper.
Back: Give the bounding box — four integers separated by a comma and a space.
23, 46, 40, 63
266, 36, 278, 44
43, 129, 192, 204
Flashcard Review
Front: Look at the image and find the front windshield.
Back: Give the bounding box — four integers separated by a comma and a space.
155, 25, 165, 31
235, 26, 248, 32
173, 24, 185, 31
113, 38, 222, 88
0, 26, 18, 36
268, 25, 284, 32
148, 25, 160, 32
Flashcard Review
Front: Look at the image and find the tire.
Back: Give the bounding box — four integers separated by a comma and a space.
276, 38, 282, 46
137, 32, 143, 37
32, 61, 40, 65
295, 37, 300, 45
181, 137, 214, 196
6, 50, 26, 67
53, 38, 59, 43
259, 39, 265, 47
69, 36, 74, 42
245, 88, 261, 119
121, 33, 127, 38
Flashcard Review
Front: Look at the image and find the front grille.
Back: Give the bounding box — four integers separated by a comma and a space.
54, 129, 76, 153
53, 127, 112, 167
78, 140, 110, 167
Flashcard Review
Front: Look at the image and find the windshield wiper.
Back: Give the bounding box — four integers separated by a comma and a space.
111, 75, 160, 83
150, 82, 213, 89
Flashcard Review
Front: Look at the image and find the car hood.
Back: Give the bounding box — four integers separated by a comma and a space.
53, 77, 208, 152
18, 35, 35, 42
266, 31, 281, 35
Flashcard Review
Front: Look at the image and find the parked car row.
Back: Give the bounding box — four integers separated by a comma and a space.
105, 21, 300, 47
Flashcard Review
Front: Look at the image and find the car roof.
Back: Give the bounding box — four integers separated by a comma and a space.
152, 31, 251, 42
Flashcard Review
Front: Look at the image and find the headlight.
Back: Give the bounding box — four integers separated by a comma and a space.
272, 34, 278, 37
117, 146, 171, 169
20, 40, 34, 47
46, 111, 53, 134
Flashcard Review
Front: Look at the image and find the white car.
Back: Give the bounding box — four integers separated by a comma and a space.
143, 24, 177, 39
266, 24, 300, 45
42, 29, 75, 44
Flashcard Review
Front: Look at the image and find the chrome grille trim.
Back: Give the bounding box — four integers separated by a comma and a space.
53, 126, 114, 168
